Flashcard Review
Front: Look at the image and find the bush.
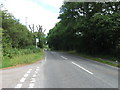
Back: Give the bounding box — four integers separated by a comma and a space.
3, 47, 41, 58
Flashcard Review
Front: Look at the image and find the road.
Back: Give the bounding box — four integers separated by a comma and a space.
0, 50, 118, 89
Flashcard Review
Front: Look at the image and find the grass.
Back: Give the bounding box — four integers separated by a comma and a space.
1, 50, 44, 68
63, 51, 119, 68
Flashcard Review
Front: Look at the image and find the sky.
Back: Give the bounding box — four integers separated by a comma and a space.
1, 0, 64, 34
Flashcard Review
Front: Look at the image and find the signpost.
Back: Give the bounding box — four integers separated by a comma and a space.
36, 37, 39, 48
29, 24, 46, 49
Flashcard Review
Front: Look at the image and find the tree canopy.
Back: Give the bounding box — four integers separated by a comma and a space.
2, 10, 35, 49
47, 2, 120, 57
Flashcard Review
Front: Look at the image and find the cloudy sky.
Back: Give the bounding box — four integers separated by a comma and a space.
1, 0, 64, 34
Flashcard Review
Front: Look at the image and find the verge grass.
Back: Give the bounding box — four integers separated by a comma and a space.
1, 50, 44, 68
63, 50, 119, 68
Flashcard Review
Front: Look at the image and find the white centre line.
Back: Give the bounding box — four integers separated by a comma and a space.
72, 62, 93, 75
15, 84, 22, 88
61, 56, 68, 60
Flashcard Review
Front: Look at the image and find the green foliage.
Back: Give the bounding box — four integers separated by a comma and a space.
1, 10, 46, 62
1, 9, 46, 68
3, 47, 41, 58
1, 50, 44, 68
47, 2, 120, 58
0, 28, 2, 67
2, 10, 35, 49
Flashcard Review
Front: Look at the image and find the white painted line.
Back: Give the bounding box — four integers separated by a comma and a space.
27, 70, 31, 74
31, 78, 36, 83
20, 77, 26, 82
36, 69, 39, 71
27, 71, 31, 73
35, 71, 38, 74
61, 56, 68, 60
28, 83, 34, 88
72, 62, 93, 75
24, 74, 29, 77
26, 69, 32, 73
37, 67, 40, 69
15, 84, 22, 88
33, 74, 37, 77
15, 68, 33, 88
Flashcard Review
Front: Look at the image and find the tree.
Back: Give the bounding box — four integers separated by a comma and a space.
47, 2, 120, 57
2, 10, 35, 49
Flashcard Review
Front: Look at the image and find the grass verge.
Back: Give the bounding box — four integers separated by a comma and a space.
1, 50, 44, 69
63, 51, 119, 68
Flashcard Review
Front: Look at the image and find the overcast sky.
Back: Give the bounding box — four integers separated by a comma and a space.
1, 0, 64, 34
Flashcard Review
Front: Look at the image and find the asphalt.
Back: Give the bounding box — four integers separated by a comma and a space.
0, 50, 118, 88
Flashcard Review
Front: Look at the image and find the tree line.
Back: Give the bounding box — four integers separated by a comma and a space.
1, 10, 45, 58
47, 2, 120, 57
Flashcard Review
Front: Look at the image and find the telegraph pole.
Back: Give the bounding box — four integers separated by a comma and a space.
25, 17, 27, 26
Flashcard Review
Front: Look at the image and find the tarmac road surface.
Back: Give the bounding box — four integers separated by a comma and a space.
0, 50, 118, 88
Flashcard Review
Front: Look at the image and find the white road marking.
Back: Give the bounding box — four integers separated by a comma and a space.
33, 74, 37, 77
20, 77, 26, 82
28, 67, 39, 88
15, 84, 22, 88
72, 62, 93, 75
15, 68, 33, 88
28, 83, 34, 88
27, 70, 31, 74
24, 74, 29, 77
61, 56, 68, 60
35, 71, 38, 74
31, 78, 36, 83
27, 69, 32, 73
36, 69, 39, 71
37, 67, 40, 69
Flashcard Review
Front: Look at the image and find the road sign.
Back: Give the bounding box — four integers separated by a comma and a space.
36, 37, 39, 42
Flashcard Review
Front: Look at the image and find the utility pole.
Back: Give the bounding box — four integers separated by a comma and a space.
25, 17, 27, 27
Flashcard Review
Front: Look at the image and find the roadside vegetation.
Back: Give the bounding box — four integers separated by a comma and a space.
1, 10, 45, 69
1, 49, 44, 68
63, 51, 119, 67
47, 2, 120, 67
